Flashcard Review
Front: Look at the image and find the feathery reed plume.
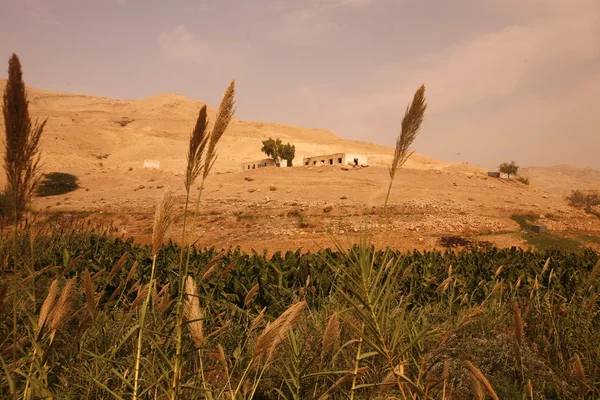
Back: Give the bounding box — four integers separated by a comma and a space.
203, 80, 236, 178
130, 283, 150, 308
91, 269, 106, 282
50, 277, 78, 332
573, 353, 588, 394
249, 307, 267, 333
37, 279, 60, 332
466, 361, 499, 400
3, 53, 46, 221
512, 302, 524, 346
108, 253, 128, 281
124, 261, 138, 286
184, 276, 204, 347
217, 344, 235, 400
185, 106, 209, 192
379, 364, 404, 395
389, 85, 427, 180
157, 284, 173, 314
152, 188, 175, 256
244, 284, 259, 308
321, 313, 340, 361
469, 369, 485, 400
253, 301, 306, 362
83, 268, 96, 320
590, 259, 600, 280
1, 337, 28, 358
329, 366, 369, 392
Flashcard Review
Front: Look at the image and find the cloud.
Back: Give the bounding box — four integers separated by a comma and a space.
292, 0, 600, 167
270, 0, 377, 45
158, 25, 211, 64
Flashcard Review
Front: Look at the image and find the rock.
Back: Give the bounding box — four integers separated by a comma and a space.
244, 176, 254, 182
323, 206, 333, 213
341, 166, 350, 171
340, 196, 348, 200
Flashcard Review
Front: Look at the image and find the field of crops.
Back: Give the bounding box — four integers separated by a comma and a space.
1, 220, 599, 399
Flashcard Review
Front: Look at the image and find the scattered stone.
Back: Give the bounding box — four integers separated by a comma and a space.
156, 185, 164, 189
248, 188, 256, 193
340, 196, 348, 200
244, 176, 254, 182
323, 206, 333, 213
128, 167, 133, 171
269, 185, 278, 191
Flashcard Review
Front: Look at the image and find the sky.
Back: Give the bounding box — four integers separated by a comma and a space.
1, 0, 599, 169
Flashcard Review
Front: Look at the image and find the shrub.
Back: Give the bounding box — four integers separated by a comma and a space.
499, 161, 519, 178
36, 172, 80, 197
516, 176, 530, 185
567, 189, 600, 212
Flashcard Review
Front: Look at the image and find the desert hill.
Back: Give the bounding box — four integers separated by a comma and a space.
0, 79, 465, 177
0, 79, 598, 253
520, 165, 600, 198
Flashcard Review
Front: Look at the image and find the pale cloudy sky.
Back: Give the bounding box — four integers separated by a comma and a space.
1, 0, 599, 169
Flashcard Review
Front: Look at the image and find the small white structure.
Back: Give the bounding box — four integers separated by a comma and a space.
241, 158, 287, 171
144, 160, 160, 169
303, 153, 368, 167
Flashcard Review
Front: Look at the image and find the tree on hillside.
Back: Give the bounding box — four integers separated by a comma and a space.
261, 137, 296, 166
261, 138, 282, 160
3, 53, 46, 221
499, 161, 519, 179
280, 143, 295, 166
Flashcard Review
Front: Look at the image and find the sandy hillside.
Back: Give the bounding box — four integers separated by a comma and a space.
520, 165, 600, 197
0, 80, 599, 253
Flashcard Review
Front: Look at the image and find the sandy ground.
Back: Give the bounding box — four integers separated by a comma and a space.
1, 79, 599, 253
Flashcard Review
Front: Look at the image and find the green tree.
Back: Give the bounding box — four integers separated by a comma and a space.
499, 161, 519, 179
261, 138, 282, 160
2, 53, 46, 221
261, 137, 295, 166
280, 143, 295, 166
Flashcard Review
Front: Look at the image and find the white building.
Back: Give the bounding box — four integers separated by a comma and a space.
241, 158, 288, 171
302, 153, 368, 167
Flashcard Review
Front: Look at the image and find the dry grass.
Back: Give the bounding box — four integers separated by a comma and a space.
49, 277, 77, 332
389, 85, 427, 180
37, 279, 59, 332
204, 80, 235, 179
185, 105, 209, 193
253, 300, 306, 362
466, 361, 500, 400
321, 313, 340, 361
184, 276, 204, 347
151, 188, 175, 256
2, 53, 47, 220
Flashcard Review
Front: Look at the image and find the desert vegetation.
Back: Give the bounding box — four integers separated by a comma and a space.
499, 161, 519, 179
261, 138, 296, 167
567, 189, 600, 216
1, 56, 599, 400
36, 172, 80, 197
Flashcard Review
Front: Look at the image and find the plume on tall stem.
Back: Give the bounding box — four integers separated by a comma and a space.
203, 80, 236, 179
184, 105, 209, 194
133, 188, 174, 400
172, 80, 236, 400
